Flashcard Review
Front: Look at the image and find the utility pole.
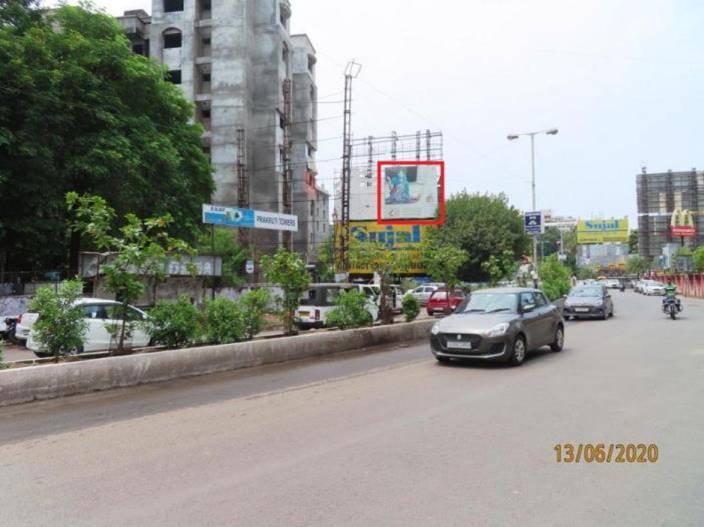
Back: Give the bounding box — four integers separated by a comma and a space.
338, 60, 361, 272
282, 79, 293, 251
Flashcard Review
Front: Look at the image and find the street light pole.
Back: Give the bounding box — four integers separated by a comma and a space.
507, 128, 558, 271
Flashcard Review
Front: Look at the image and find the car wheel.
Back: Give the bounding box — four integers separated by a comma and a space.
509, 335, 526, 366
436, 356, 450, 364
550, 325, 564, 352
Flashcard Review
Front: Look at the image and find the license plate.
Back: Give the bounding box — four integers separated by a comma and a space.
447, 341, 472, 350
575, 308, 589, 313
298, 311, 309, 318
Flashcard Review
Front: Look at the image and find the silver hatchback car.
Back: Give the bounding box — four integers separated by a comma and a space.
430, 288, 565, 366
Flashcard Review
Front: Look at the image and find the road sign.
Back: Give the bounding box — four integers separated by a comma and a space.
202, 204, 298, 232
524, 211, 544, 235
245, 259, 254, 274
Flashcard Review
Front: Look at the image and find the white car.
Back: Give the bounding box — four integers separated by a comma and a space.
641, 280, 665, 296
26, 298, 151, 356
405, 285, 439, 306
295, 284, 379, 329
14, 312, 36, 343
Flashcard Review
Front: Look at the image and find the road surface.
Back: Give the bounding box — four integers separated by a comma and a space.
1, 292, 703, 526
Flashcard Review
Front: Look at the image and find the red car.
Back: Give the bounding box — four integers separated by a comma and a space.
426, 289, 466, 316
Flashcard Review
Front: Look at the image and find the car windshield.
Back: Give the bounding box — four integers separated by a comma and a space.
456, 293, 517, 314
569, 287, 602, 297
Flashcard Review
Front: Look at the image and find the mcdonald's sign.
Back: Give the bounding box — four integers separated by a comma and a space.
671, 209, 696, 237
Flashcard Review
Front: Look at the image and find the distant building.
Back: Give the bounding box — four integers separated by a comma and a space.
117, 1, 329, 262
577, 243, 629, 269
636, 169, 704, 259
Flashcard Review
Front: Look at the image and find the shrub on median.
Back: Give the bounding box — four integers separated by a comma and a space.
238, 289, 271, 339
143, 296, 200, 348
0, 340, 9, 370
201, 297, 246, 344
401, 294, 420, 322
326, 290, 373, 330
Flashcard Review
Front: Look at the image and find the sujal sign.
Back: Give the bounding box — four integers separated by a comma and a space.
202, 204, 298, 232
524, 211, 544, 235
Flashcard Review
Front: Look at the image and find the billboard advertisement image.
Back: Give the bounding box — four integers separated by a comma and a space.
670, 209, 697, 237
576, 218, 629, 244
342, 221, 428, 274
377, 161, 444, 225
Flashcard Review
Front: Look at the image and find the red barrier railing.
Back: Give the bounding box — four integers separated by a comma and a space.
652, 273, 704, 299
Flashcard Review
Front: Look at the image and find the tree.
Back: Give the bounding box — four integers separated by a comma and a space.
423, 236, 468, 291
625, 255, 651, 277
539, 255, 571, 301
260, 249, 310, 335
197, 228, 248, 287
67, 192, 196, 353
326, 290, 373, 330
431, 192, 530, 281
629, 229, 639, 254
481, 250, 519, 286
692, 247, 704, 273
349, 238, 412, 324
0, 3, 213, 275
29, 278, 86, 360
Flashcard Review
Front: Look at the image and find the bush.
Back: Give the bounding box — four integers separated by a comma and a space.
201, 297, 246, 344
401, 294, 420, 322
693, 246, 704, 273
0, 340, 9, 370
29, 278, 87, 359
143, 296, 200, 348
326, 290, 373, 330
239, 289, 271, 339
539, 255, 572, 301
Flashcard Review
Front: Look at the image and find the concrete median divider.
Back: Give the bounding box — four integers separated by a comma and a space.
0, 318, 435, 407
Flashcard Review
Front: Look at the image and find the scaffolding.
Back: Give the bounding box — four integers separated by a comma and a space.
636, 168, 704, 258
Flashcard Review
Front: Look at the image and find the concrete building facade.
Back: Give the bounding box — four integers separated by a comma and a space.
117, 0, 329, 262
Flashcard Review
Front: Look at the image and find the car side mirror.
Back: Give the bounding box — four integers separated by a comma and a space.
522, 303, 535, 313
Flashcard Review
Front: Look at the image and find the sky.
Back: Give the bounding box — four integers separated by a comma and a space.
50, 0, 704, 224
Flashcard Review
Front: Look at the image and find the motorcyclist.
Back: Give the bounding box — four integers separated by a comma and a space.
663, 279, 681, 312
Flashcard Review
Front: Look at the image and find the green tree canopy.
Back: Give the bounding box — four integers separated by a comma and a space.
0, 3, 213, 274
431, 191, 529, 281
625, 255, 651, 277
691, 247, 704, 273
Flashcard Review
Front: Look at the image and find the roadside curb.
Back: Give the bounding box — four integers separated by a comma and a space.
0, 319, 434, 407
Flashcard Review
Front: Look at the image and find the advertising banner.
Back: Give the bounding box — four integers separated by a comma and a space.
576, 218, 629, 244
524, 211, 544, 235
343, 221, 428, 274
670, 209, 696, 237
202, 204, 298, 232
377, 161, 444, 225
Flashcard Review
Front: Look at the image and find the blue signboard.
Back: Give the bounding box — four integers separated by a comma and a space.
524, 211, 543, 235
202, 204, 298, 232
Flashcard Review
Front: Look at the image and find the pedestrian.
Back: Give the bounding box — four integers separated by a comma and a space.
571, 275, 578, 287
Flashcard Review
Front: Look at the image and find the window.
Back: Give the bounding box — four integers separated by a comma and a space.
201, 0, 211, 9
201, 107, 211, 119
202, 72, 211, 83
163, 0, 183, 12
82, 304, 108, 320
166, 70, 181, 84
202, 37, 211, 46
534, 293, 547, 307
163, 31, 182, 48
520, 292, 536, 309
132, 43, 144, 55
310, 200, 315, 216
106, 305, 145, 322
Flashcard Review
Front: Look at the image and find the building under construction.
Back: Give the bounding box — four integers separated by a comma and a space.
636, 169, 704, 258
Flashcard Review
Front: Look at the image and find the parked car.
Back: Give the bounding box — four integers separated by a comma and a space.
26, 298, 150, 357
14, 312, 37, 344
641, 280, 666, 296
426, 289, 466, 316
563, 285, 614, 320
405, 285, 439, 306
295, 283, 379, 329
603, 279, 621, 289
430, 287, 564, 366
370, 284, 403, 314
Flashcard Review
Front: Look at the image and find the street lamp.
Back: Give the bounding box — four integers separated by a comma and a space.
507, 128, 559, 269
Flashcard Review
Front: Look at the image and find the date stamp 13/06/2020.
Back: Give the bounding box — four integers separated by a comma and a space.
554, 443, 659, 463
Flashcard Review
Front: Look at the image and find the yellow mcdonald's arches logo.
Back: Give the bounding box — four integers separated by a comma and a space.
670, 209, 695, 228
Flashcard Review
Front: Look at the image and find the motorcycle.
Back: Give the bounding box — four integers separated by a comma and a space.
3, 316, 19, 344
662, 297, 681, 320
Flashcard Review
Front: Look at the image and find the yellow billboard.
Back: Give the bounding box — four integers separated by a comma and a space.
341, 221, 428, 274
576, 218, 629, 244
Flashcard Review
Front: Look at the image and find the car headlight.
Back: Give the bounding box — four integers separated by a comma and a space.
595, 299, 603, 306
431, 322, 441, 335
486, 322, 509, 338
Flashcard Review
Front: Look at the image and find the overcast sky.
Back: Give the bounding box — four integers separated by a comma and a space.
52, 0, 704, 223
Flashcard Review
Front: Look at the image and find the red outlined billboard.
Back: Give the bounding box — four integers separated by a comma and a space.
376, 160, 445, 225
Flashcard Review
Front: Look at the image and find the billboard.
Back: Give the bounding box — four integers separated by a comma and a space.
345, 221, 428, 274
670, 209, 696, 237
576, 218, 629, 244
377, 161, 444, 225
202, 204, 298, 232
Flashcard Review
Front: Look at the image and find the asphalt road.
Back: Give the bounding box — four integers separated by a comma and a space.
2, 292, 704, 526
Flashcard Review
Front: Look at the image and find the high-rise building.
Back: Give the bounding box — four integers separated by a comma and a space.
636, 169, 704, 258
117, 0, 329, 262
